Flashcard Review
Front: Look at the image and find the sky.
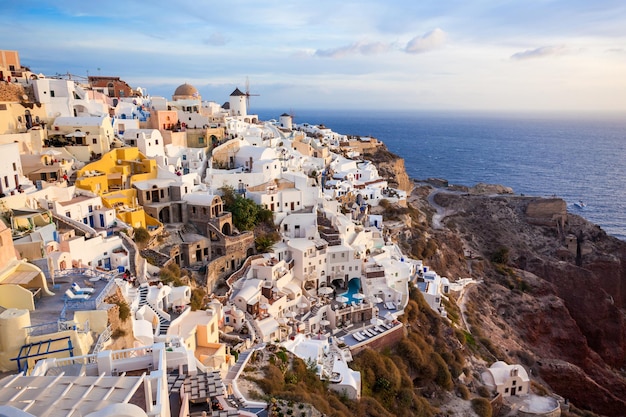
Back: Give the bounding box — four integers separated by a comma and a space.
2, 0, 626, 114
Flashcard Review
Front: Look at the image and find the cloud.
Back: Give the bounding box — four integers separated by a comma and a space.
510, 45, 567, 60
315, 41, 392, 58
404, 28, 447, 54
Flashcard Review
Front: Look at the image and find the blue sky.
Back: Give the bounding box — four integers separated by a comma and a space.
2, 0, 626, 113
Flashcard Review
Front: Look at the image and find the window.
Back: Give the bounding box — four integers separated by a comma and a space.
66, 211, 71, 217
146, 191, 151, 200
12, 163, 16, 171
88, 205, 93, 212
160, 190, 164, 198
92, 138, 97, 144
198, 137, 204, 144
50, 90, 55, 97
155, 140, 159, 145
505, 388, 509, 393
512, 380, 516, 386
192, 207, 196, 214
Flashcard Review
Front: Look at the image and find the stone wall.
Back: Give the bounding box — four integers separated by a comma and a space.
526, 198, 567, 228
350, 325, 404, 355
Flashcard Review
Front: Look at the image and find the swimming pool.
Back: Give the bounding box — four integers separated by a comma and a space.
340, 278, 362, 304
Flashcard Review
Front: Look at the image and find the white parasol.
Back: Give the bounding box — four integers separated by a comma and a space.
335, 295, 348, 304
318, 286, 334, 295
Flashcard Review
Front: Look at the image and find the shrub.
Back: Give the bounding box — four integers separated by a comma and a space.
490, 247, 509, 264
190, 288, 206, 311
111, 328, 126, 339
457, 384, 470, 400
477, 386, 492, 398
471, 398, 492, 417
133, 227, 150, 245
116, 300, 131, 322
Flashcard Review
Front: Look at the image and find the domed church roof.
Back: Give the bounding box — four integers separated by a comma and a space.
173, 83, 199, 100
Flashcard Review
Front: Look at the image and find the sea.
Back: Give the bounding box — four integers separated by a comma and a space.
257, 109, 626, 241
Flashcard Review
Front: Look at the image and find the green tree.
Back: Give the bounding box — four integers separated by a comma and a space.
219, 185, 237, 208
231, 196, 260, 230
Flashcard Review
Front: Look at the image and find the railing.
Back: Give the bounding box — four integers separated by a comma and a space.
25, 319, 91, 337
24, 322, 59, 337
53, 267, 118, 282
64, 278, 118, 311
92, 325, 112, 357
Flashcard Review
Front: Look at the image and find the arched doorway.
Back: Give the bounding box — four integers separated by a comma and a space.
221, 223, 231, 236
159, 208, 170, 224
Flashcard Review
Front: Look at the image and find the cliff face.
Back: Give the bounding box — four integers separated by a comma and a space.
358, 142, 626, 415
363, 147, 413, 194
430, 190, 626, 415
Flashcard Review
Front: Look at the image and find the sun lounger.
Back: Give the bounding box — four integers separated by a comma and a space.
353, 333, 364, 342
65, 289, 90, 300
375, 326, 384, 333
72, 283, 95, 294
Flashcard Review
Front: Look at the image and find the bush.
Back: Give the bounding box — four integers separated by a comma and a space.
190, 288, 206, 311
490, 247, 509, 264
133, 227, 150, 245
111, 328, 126, 339
471, 398, 492, 417
477, 385, 492, 398
457, 384, 470, 400
116, 300, 131, 322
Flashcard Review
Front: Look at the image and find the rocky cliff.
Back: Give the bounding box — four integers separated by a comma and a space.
365, 145, 626, 416
422, 188, 626, 415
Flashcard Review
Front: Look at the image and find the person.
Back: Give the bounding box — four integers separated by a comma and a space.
63, 173, 68, 183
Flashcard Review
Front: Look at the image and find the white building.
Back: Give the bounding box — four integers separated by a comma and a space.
0, 142, 24, 196
482, 361, 530, 397
31, 78, 109, 118
51, 115, 114, 161
122, 129, 165, 158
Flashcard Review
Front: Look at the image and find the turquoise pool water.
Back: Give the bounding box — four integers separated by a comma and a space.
340, 278, 362, 304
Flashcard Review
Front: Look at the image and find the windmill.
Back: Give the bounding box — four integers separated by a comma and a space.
244, 76, 259, 110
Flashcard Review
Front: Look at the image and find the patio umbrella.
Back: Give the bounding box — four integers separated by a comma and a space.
297, 302, 308, 310
42, 149, 62, 156
372, 296, 383, 303
284, 311, 296, 318
335, 295, 348, 304
318, 286, 333, 295
320, 319, 330, 328
353, 293, 365, 300
65, 131, 86, 137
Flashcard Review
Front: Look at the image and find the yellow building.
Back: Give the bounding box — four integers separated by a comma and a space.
74, 147, 162, 230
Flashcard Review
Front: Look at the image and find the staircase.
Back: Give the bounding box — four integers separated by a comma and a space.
137, 284, 170, 335
310, 304, 321, 317
119, 233, 145, 284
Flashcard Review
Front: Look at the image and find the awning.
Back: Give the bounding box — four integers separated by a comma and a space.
2, 270, 40, 285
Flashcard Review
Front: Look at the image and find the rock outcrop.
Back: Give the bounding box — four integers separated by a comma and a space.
429, 190, 626, 416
